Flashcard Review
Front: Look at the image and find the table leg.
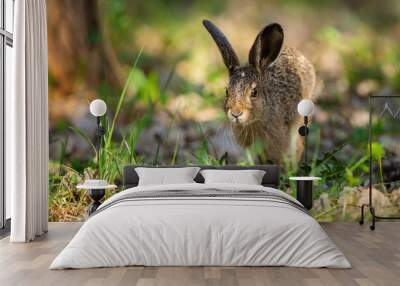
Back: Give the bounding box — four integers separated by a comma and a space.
87, 189, 105, 215
296, 180, 313, 210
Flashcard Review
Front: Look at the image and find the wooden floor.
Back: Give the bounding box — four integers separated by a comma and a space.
0, 222, 399, 286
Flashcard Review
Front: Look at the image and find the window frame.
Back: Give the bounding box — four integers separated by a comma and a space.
0, 0, 13, 234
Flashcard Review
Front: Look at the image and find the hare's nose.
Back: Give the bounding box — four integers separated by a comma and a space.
231, 110, 243, 118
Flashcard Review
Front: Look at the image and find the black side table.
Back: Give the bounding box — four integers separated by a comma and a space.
77, 183, 117, 215
289, 177, 321, 210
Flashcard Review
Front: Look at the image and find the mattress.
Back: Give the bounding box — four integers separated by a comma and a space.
50, 183, 351, 269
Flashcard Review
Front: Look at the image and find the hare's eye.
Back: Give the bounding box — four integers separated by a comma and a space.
251, 89, 257, 98
225, 88, 229, 97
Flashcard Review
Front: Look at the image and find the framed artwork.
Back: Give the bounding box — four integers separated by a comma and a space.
369, 96, 400, 189
360, 95, 400, 230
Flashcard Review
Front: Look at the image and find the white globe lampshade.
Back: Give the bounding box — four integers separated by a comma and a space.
90, 99, 107, 117
297, 99, 314, 117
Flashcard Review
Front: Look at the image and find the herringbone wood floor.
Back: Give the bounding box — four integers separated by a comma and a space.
0, 222, 399, 286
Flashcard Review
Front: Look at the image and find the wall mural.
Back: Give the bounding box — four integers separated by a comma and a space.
47, 0, 400, 222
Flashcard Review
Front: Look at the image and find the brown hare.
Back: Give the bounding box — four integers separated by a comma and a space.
203, 20, 316, 164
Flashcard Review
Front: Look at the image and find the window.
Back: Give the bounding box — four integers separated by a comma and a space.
1, 0, 14, 232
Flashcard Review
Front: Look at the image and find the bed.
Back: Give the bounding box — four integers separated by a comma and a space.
50, 165, 350, 269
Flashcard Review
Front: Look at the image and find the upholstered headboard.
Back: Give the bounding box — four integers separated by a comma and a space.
123, 165, 280, 189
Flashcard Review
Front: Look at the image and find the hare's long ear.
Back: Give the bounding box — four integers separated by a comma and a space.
249, 23, 284, 73
203, 19, 240, 75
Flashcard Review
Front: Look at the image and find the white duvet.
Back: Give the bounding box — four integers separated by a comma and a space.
50, 183, 351, 269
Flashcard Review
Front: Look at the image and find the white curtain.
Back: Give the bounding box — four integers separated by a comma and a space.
8, 0, 49, 242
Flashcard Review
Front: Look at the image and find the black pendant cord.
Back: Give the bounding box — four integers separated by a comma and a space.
304, 120, 307, 166
359, 95, 400, 231
96, 116, 101, 164
298, 116, 310, 173
96, 116, 105, 166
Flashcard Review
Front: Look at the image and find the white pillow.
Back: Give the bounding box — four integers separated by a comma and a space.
200, 169, 266, 185
135, 167, 200, 186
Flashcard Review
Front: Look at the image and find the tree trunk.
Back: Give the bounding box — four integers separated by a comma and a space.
47, 0, 123, 122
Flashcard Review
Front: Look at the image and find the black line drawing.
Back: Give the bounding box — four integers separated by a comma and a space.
378, 102, 400, 118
